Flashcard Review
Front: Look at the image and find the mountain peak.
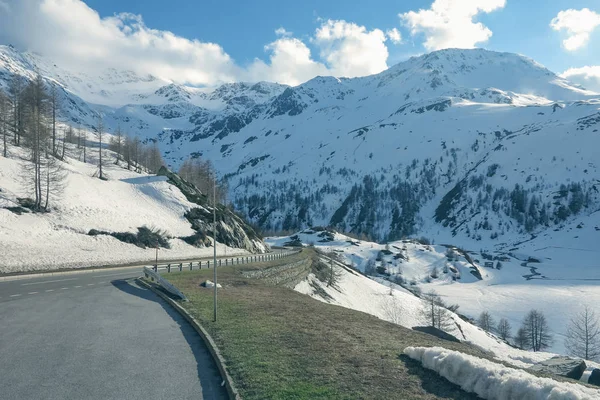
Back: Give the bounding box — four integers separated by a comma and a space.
376, 47, 595, 102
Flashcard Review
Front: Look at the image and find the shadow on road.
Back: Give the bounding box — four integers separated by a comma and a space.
111, 279, 227, 400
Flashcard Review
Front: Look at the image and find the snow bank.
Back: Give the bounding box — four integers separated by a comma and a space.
404, 346, 600, 400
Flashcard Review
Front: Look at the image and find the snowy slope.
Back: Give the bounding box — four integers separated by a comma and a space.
0, 138, 265, 274
268, 228, 600, 359
293, 247, 556, 368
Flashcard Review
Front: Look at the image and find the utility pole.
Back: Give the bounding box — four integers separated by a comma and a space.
155, 246, 159, 272
213, 174, 218, 322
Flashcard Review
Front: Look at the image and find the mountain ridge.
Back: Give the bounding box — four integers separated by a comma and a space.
1, 45, 599, 247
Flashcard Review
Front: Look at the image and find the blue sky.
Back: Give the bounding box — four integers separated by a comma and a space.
0, 0, 599, 89
81, 0, 599, 72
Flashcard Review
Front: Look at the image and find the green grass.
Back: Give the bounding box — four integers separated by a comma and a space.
164, 249, 486, 400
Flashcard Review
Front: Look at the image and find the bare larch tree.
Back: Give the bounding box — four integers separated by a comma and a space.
497, 318, 512, 341
478, 311, 496, 333
564, 306, 600, 361
521, 309, 552, 352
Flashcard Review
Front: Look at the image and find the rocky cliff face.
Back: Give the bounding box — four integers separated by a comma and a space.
157, 167, 267, 254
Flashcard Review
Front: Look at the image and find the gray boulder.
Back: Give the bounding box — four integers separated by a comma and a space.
588, 369, 600, 387
529, 356, 587, 380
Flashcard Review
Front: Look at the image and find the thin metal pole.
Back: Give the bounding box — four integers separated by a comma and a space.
213, 174, 217, 322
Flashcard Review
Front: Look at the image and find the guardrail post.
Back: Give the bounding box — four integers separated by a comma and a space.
167, 264, 171, 273
207, 261, 210, 269
154, 265, 158, 272
199, 261, 202, 269
189, 262, 192, 271
219, 259, 221, 267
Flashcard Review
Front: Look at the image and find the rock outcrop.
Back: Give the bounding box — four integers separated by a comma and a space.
158, 166, 267, 254
528, 356, 587, 381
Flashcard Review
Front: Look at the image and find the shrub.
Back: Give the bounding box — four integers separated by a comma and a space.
88, 226, 170, 249
181, 231, 211, 247
137, 226, 170, 249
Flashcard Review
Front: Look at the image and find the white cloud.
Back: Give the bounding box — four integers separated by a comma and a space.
247, 37, 329, 86
400, 0, 506, 51
386, 28, 402, 44
313, 20, 389, 77
248, 19, 391, 84
0, 0, 238, 85
550, 8, 600, 51
0, 1, 393, 87
274, 27, 293, 37
561, 66, 600, 92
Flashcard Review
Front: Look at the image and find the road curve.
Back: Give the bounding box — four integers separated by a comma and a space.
0, 272, 227, 400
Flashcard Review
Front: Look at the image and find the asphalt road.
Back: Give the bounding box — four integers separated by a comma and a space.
0, 267, 227, 400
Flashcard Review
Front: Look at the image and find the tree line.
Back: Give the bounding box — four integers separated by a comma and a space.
178, 157, 228, 203
0, 73, 166, 211
0, 74, 65, 210
476, 307, 600, 360
383, 284, 600, 361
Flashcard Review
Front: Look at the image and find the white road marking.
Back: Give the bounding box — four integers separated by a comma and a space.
21, 277, 78, 286
9, 294, 21, 298
74, 285, 82, 288
60, 287, 69, 290
96, 282, 106, 285
87, 283, 95, 286
28, 292, 38, 295
45, 289, 54, 292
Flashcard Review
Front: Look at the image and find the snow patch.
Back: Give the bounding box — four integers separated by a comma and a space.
404, 346, 600, 400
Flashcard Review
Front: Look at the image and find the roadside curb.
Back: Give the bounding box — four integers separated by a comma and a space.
136, 278, 242, 400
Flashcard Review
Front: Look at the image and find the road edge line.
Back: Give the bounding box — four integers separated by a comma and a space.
136, 278, 241, 400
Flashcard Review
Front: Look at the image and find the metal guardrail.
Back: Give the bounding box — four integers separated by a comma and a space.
143, 267, 188, 300
144, 250, 301, 275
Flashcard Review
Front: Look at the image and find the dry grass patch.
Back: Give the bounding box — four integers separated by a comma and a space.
165, 249, 485, 399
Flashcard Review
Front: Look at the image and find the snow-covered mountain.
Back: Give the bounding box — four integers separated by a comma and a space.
2, 44, 599, 250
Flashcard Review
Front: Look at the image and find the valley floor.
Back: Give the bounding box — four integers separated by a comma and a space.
267, 228, 600, 365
